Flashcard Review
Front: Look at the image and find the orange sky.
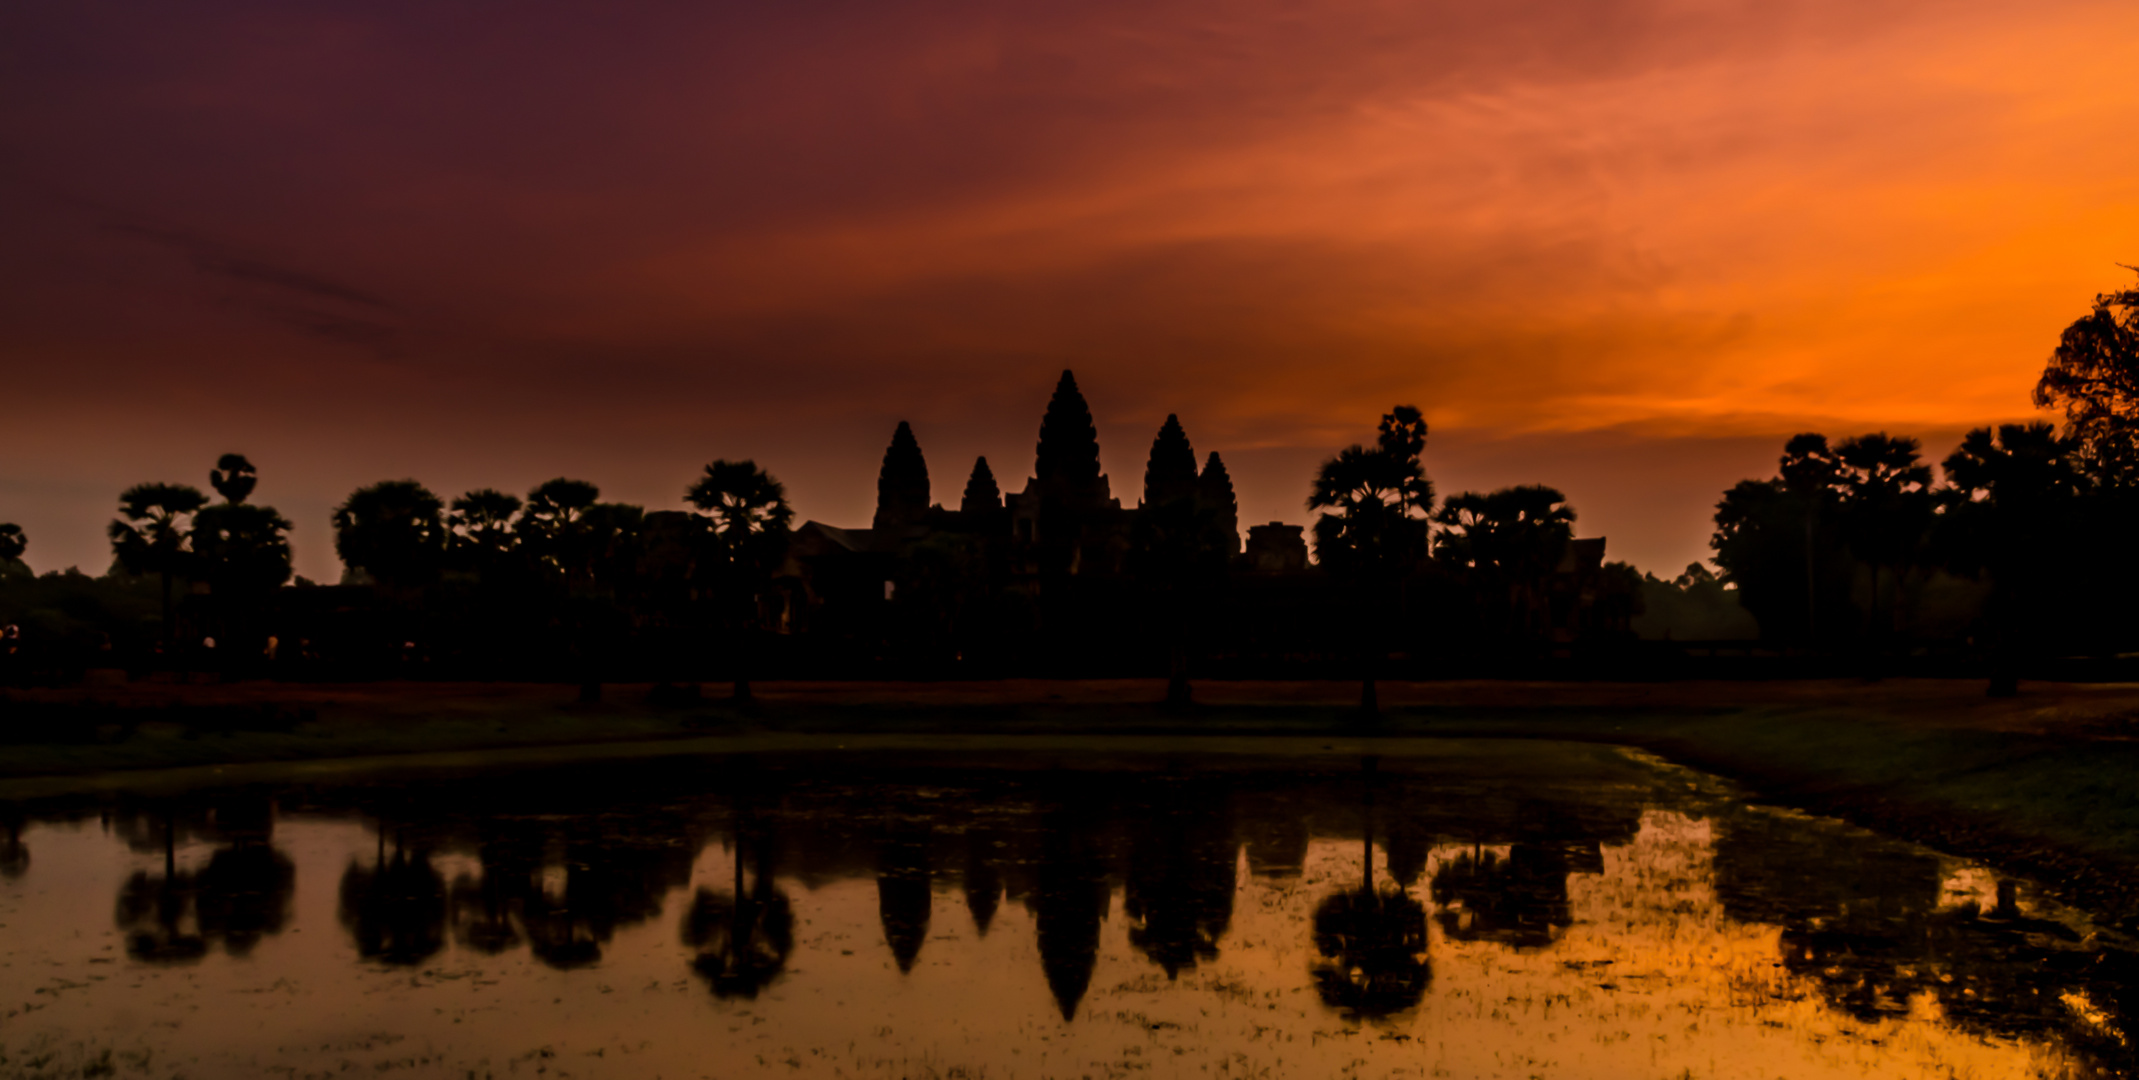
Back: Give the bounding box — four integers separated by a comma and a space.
4, 0, 2137, 580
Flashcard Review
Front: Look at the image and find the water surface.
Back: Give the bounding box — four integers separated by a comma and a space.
0, 741, 2128, 1078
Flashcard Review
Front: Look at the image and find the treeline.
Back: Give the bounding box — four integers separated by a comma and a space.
1710, 274, 2139, 691
0, 399, 1638, 699
8, 273, 2138, 693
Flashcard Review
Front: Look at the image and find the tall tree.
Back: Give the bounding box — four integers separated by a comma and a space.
685, 460, 793, 702
0, 523, 23, 565
873, 421, 931, 532
1196, 452, 1241, 557
194, 457, 293, 664
1142, 415, 1198, 508
520, 478, 600, 583
109, 482, 209, 646
1308, 405, 1433, 714
332, 480, 446, 590
2035, 269, 2139, 486
1835, 434, 1933, 659
447, 489, 523, 562
1433, 485, 1577, 644
209, 454, 257, 504
1712, 435, 1854, 647
960, 456, 1002, 514
1937, 423, 2082, 695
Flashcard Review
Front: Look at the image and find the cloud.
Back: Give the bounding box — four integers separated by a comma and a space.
101, 219, 401, 351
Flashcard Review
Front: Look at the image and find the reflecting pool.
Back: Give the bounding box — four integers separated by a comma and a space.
0, 740, 2130, 1078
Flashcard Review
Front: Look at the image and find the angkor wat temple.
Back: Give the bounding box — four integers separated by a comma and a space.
779, 370, 1312, 665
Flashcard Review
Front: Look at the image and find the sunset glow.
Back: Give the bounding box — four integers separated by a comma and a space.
6, 0, 2138, 576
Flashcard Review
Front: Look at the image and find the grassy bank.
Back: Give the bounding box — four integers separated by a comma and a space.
7, 677, 2139, 924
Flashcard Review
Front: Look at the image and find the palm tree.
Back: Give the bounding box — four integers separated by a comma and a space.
209, 453, 257, 504
1310, 760, 1428, 1017
1432, 485, 1576, 645
685, 460, 793, 703
1938, 423, 2081, 695
192, 502, 294, 666
683, 802, 793, 999
0, 523, 24, 564
332, 480, 446, 591
1835, 434, 1933, 665
521, 478, 601, 585
447, 489, 523, 564
1307, 407, 1432, 715
109, 482, 210, 648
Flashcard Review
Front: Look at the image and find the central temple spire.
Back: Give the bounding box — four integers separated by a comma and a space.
873, 421, 929, 532
1035, 370, 1106, 510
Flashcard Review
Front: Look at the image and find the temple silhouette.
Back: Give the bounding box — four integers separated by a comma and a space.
779, 371, 1275, 647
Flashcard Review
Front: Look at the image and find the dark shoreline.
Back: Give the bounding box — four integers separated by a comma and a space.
7, 676, 2139, 928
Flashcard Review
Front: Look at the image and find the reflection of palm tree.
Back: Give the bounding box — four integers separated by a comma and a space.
1428, 844, 1571, 951
1124, 780, 1234, 979
1311, 760, 1428, 1018
877, 828, 932, 973
683, 816, 793, 999
114, 817, 206, 964
448, 838, 529, 956
339, 834, 448, 966
194, 842, 295, 956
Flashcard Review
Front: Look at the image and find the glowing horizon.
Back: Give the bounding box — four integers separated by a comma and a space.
4, 0, 2136, 579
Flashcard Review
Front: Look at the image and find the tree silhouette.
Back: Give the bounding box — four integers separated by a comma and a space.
1835, 434, 1933, 664
1309, 764, 1428, 1018
1937, 423, 2082, 695
0, 523, 24, 564
960, 457, 1003, 515
1433, 485, 1575, 645
2035, 268, 2139, 485
683, 812, 794, 1000
191, 502, 294, 664
338, 840, 448, 966
332, 480, 447, 590
113, 816, 206, 963
448, 489, 523, 563
874, 422, 931, 532
194, 841, 296, 957
1713, 434, 1865, 647
208, 453, 257, 504
1123, 781, 1234, 978
109, 482, 209, 648
1308, 406, 1433, 714
1429, 843, 1572, 951
521, 478, 601, 584
685, 460, 793, 702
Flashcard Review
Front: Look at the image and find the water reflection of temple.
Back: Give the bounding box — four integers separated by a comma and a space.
69, 755, 2139, 1069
